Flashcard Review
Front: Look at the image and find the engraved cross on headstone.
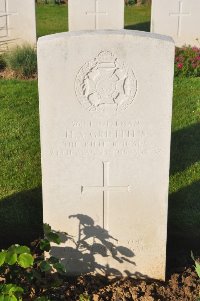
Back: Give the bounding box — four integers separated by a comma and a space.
85, 0, 108, 29
0, 0, 17, 38
169, 1, 191, 37
81, 161, 131, 229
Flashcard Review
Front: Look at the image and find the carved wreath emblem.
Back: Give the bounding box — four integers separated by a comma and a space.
75, 51, 137, 113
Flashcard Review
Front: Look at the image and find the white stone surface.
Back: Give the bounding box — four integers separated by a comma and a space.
38, 30, 175, 280
151, 0, 200, 47
68, 0, 124, 31
0, 0, 36, 50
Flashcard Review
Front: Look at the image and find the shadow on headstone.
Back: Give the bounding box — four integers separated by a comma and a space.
50, 214, 149, 278
125, 22, 150, 32
0, 187, 43, 249
167, 180, 200, 274
170, 123, 200, 175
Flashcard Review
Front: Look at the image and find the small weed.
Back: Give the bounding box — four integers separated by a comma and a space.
5, 45, 37, 78
191, 251, 200, 278
0, 224, 65, 300
0, 54, 6, 71
0, 284, 24, 301
191, 251, 200, 301
79, 294, 90, 301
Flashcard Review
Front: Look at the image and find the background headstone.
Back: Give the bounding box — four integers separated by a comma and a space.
0, 0, 36, 50
68, 0, 124, 31
151, 0, 200, 47
38, 30, 174, 280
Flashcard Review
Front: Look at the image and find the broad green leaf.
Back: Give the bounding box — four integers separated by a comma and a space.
18, 253, 34, 268
0, 296, 4, 301
79, 294, 90, 301
5, 252, 17, 265
7, 245, 18, 253
9, 286, 23, 294
14, 246, 30, 255
0, 252, 6, 266
40, 261, 52, 272
53, 262, 66, 274
46, 232, 61, 245
2, 284, 13, 293
4, 296, 17, 301
48, 256, 59, 264
39, 239, 50, 252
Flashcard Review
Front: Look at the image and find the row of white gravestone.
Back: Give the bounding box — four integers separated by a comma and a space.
69, 0, 200, 47
38, 0, 175, 280
0, 0, 36, 50
0, 0, 199, 50
151, 0, 200, 47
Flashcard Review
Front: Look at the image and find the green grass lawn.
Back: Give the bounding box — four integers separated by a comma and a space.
0, 4, 200, 271
36, 4, 68, 37
124, 5, 151, 31
0, 80, 42, 245
168, 78, 200, 270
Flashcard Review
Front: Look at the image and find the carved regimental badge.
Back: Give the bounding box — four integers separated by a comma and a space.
75, 51, 137, 113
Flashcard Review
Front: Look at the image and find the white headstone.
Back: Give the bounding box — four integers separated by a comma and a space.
0, 0, 36, 50
38, 30, 175, 280
151, 0, 200, 47
68, 0, 124, 31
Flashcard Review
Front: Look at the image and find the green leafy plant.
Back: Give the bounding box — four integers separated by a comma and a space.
175, 46, 200, 77
0, 224, 65, 300
191, 251, 200, 301
5, 44, 37, 78
0, 244, 34, 289
0, 284, 24, 301
0, 245, 34, 267
191, 251, 200, 278
79, 294, 90, 301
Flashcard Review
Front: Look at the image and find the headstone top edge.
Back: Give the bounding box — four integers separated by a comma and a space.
37, 30, 175, 45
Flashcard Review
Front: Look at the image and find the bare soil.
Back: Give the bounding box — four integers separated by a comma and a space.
0, 69, 37, 80
0, 69, 15, 79
44, 267, 200, 300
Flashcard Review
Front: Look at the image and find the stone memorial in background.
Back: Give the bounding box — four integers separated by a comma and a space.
0, 0, 36, 50
68, 0, 124, 31
151, 0, 200, 47
38, 29, 175, 280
